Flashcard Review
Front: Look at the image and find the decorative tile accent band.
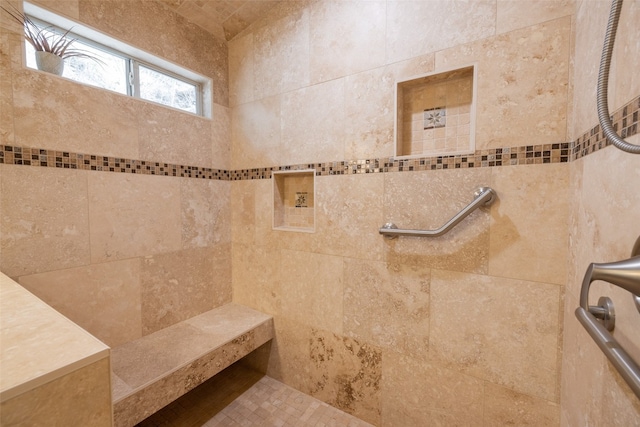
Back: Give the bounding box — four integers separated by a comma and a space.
1, 95, 637, 180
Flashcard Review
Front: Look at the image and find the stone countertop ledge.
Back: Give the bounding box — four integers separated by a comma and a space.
0, 272, 110, 403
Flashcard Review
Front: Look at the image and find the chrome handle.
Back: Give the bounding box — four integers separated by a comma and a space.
379, 187, 496, 239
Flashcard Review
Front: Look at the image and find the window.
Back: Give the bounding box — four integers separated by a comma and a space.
23, 2, 210, 117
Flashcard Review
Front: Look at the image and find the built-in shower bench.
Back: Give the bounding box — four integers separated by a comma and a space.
110, 303, 274, 427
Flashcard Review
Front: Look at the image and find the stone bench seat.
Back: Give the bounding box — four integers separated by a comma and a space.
110, 303, 274, 427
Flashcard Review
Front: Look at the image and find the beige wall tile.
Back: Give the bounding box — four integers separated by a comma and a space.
230, 179, 257, 247
488, 163, 570, 285
385, 0, 496, 64
138, 102, 214, 168
140, 247, 220, 335
601, 362, 640, 425
253, 6, 309, 100
88, 172, 181, 263
437, 17, 571, 149
30, 0, 79, 19
0, 357, 111, 426
228, 32, 254, 107
381, 350, 484, 426
231, 95, 281, 169
0, 164, 90, 278
280, 78, 345, 165
309, 1, 386, 84
18, 258, 141, 347
181, 178, 230, 249
484, 382, 560, 426
430, 270, 561, 402
232, 243, 281, 316
280, 249, 343, 335
211, 103, 231, 170
344, 259, 430, 358
0, 29, 15, 146
497, 0, 575, 34
382, 168, 492, 274
610, 0, 640, 110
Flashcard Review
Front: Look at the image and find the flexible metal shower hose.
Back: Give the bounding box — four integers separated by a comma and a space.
597, 0, 640, 154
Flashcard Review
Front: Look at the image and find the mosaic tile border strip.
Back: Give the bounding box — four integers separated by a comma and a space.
1, 95, 637, 180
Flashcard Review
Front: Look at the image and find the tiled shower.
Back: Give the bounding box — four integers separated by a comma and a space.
0, 0, 639, 426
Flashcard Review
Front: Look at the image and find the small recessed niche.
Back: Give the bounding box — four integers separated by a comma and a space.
273, 170, 315, 233
395, 64, 477, 158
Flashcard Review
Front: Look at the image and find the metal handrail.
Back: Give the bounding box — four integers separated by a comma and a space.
379, 187, 496, 239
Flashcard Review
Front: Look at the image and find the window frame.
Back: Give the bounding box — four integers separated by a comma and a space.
23, 2, 210, 118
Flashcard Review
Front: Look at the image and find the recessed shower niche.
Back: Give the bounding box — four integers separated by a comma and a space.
272, 170, 315, 232
395, 64, 477, 157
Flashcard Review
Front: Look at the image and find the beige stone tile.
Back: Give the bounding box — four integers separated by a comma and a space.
140, 247, 221, 335
231, 95, 281, 169
211, 103, 231, 170
0, 164, 90, 277
0, 358, 111, 427
309, 1, 386, 85
430, 270, 561, 402
18, 258, 141, 348
88, 172, 181, 263
488, 163, 570, 285
279, 249, 343, 335
497, 0, 575, 34
230, 179, 257, 247
228, 32, 254, 107
484, 382, 560, 426
0, 29, 15, 146
181, 178, 230, 249
385, 0, 496, 63
232, 243, 281, 316
12, 69, 139, 158
138, 102, 213, 168
280, 78, 345, 165
343, 259, 430, 358
382, 168, 492, 274
31, 0, 80, 19
601, 361, 640, 426
437, 17, 571, 149
381, 350, 484, 426
253, 6, 309, 100
611, 0, 640, 110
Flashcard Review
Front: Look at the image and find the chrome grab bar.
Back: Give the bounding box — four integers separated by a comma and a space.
379, 187, 496, 239
576, 235, 640, 399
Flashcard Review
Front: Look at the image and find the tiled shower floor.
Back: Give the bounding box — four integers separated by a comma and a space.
136, 362, 374, 427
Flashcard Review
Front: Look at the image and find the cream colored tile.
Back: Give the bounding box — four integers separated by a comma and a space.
0, 29, 15, 146
18, 258, 141, 347
484, 382, 560, 426
497, 0, 575, 34
309, 1, 386, 84
280, 249, 343, 335
0, 358, 111, 427
211, 103, 231, 170
381, 350, 484, 426
0, 164, 90, 277
430, 270, 561, 402
228, 32, 254, 107
88, 172, 181, 263
230, 179, 257, 247
385, 0, 496, 63
138, 103, 213, 168
611, 0, 640, 113
344, 259, 430, 358
601, 361, 640, 426
232, 243, 281, 316
30, 0, 80, 19
253, 7, 309, 100
488, 163, 570, 285
437, 17, 571, 149
140, 247, 221, 335
231, 95, 281, 169
280, 78, 345, 165
181, 178, 230, 249
382, 168, 492, 274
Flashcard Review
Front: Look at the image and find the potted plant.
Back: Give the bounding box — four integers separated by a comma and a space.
1, 4, 101, 75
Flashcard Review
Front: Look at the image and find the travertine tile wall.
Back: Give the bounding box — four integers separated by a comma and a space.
562, 0, 640, 426
0, 0, 232, 347
229, 1, 578, 425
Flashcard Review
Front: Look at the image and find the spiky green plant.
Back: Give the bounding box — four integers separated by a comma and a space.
1, 4, 102, 62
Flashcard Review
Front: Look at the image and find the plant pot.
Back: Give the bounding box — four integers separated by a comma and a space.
35, 51, 64, 76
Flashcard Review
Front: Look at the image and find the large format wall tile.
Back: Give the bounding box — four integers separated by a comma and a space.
309, 1, 386, 85
489, 163, 570, 285
436, 17, 571, 149
232, 243, 281, 316
211, 103, 231, 170
343, 259, 430, 358
0, 164, 90, 277
483, 382, 560, 426
231, 95, 281, 169
180, 178, 230, 249
228, 32, 254, 107
497, 0, 574, 34
18, 258, 141, 347
430, 270, 561, 402
0, 28, 15, 146
382, 168, 492, 273
88, 172, 181, 263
